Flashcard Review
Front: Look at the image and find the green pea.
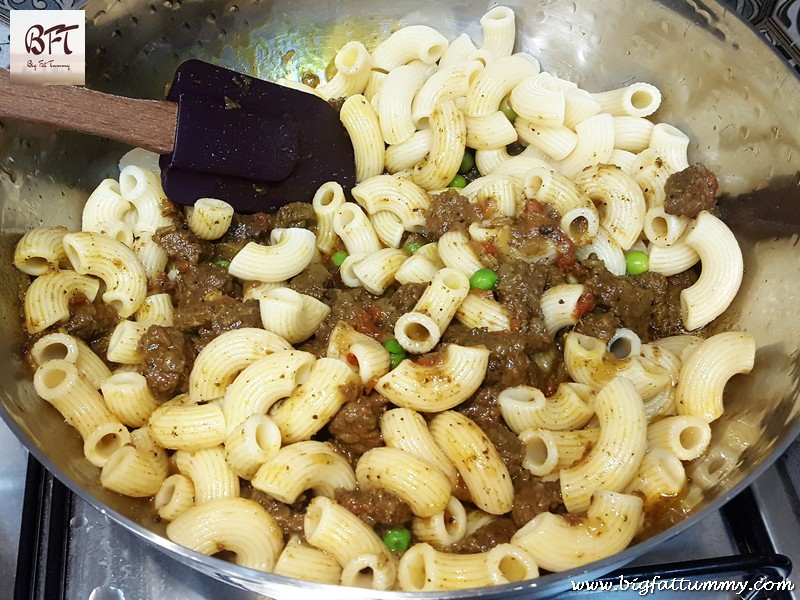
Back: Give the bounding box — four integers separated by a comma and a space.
458, 150, 475, 174
215, 259, 231, 268
383, 338, 404, 354
383, 527, 412, 553
389, 351, 406, 370
332, 250, 348, 267
470, 267, 498, 290
448, 174, 468, 189
625, 250, 649, 275
403, 241, 424, 255
499, 95, 517, 122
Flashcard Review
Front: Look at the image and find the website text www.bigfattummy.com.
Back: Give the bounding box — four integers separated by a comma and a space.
570, 574, 795, 596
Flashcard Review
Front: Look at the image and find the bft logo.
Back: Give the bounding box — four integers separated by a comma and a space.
10, 10, 85, 85
25, 23, 81, 56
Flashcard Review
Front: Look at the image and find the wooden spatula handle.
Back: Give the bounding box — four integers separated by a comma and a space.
0, 69, 177, 154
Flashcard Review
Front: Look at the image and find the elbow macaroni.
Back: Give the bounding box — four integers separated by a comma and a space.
269, 357, 360, 443
62, 232, 147, 318
397, 542, 538, 591
356, 446, 452, 517
228, 228, 317, 283
222, 349, 315, 435
13, 226, 68, 276
252, 441, 356, 504
185, 198, 234, 241
559, 377, 648, 513
676, 331, 756, 422
189, 327, 293, 402
166, 497, 283, 572
429, 411, 514, 515
33, 359, 130, 467
511, 490, 643, 572
412, 100, 467, 191
375, 344, 489, 411
30, 331, 111, 388
680, 211, 744, 331
381, 407, 458, 486
394, 267, 470, 354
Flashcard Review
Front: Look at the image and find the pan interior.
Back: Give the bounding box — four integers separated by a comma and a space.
1, 0, 799, 597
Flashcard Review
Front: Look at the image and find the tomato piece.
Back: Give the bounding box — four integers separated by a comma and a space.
68, 292, 88, 306
352, 307, 384, 339
573, 292, 596, 319
414, 352, 442, 367
525, 198, 546, 213
482, 241, 498, 255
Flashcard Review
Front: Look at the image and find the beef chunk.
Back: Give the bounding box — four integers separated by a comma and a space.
510, 199, 578, 272
244, 487, 306, 539
326, 438, 362, 469
449, 518, 517, 554
63, 294, 120, 342
173, 263, 235, 307
649, 270, 697, 338
273, 201, 317, 229
328, 392, 389, 456
457, 386, 502, 425
581, 259, 657, 340
327, 96, 346, 111
506, 201, 562, 259
425, 189, 484, 238
511, 478, 564, 527
387, 283, 428, 320
223, 212, 275, 244
573, 310, 621, 342
335, 488, 414, 527
174, 298, 260, 332
482, 420, 525, 481
153, 226, 212, 265
443, 324, 534, 388
580, 258, 696, 340
316, 283, 426, 348
317, 288, 396, 343
288, 262, 333, 301
170, 263, 261, 349
138, 325, 193, 398
495, 260, 566, 340
443, 263, 563, 389
664, 163, 719, 218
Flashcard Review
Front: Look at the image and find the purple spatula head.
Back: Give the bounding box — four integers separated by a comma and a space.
159, 59, 356, 214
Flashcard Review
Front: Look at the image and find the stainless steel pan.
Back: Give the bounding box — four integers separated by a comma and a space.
1, 0, 800, 597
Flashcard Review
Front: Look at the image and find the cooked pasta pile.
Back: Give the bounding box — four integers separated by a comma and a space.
13, 7, 756, 592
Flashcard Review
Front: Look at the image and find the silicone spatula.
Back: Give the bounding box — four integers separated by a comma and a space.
0, 60, 355, 213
